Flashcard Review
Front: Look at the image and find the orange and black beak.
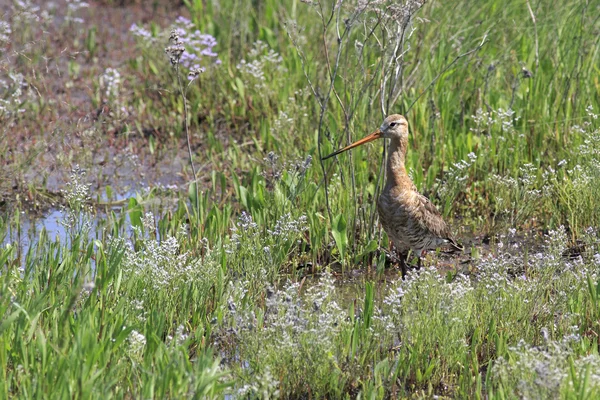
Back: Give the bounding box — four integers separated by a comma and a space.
321, 129, 382, 160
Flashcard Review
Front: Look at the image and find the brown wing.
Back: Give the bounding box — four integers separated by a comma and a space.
414, 193, 463, 252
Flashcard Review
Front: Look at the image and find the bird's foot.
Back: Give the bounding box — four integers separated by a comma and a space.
399, 257, 408, 279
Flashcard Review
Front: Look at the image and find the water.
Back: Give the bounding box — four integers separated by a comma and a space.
4, 209, 69, 250
2, 187, 149, 259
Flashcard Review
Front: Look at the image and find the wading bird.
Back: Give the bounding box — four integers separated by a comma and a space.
322, 114, 462, 275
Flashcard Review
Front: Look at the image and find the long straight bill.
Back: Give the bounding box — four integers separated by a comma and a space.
321, 129, 382, 160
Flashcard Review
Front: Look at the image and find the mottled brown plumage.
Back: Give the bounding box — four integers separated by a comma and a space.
323, 114, 462, 273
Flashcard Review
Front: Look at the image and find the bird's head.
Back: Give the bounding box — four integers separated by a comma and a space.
322, 114, 408, 160
379, 114, 408, 140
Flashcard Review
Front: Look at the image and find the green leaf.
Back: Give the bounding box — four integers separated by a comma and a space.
148, 60, 159, 75
354, 239, 378, 261
363, 282, 374, 329
113, 326, 136, 349
188, 181, 198, 211
128, 198, 142, 230
0, 310, 23, 335
331, 213, 348, 262
234, 77, 245, 99
376, 252, 387, 274
423, 360, 436, 380
105, 185, 113, 202
149, 134, 156, 155
239, 186, 249, 210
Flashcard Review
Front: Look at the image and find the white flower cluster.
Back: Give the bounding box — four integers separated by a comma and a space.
237, 41, 286, 90
470, 107, 520, 136
100, 68, 121, 100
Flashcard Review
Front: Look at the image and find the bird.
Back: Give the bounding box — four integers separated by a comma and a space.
322, 114, 463, 275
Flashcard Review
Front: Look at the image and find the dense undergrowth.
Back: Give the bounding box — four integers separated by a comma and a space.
1, 0, 600, 398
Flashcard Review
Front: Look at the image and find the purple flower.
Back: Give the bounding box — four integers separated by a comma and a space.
131, 16, 220, 72
200, 48, 218, 57
176, 16, 192, 26
130, 23, 152, 39
170, 17, 220, 70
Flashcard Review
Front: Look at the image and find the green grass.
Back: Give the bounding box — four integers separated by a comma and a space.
122, 0, 600, 241
1, 0, 600, 398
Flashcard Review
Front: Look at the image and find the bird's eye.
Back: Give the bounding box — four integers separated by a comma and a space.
390, 122, 397, 127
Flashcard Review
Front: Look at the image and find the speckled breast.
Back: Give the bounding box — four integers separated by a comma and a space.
377, 190, 444, 255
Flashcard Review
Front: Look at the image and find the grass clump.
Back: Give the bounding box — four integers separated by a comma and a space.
3, 176, 600, 397
224, 273, 352, 397
491, 338, 600, 399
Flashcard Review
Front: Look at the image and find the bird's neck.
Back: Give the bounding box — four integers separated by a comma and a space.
385, 138, 412, 191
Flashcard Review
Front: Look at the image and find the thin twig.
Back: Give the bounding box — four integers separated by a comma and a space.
315, 0, 352, 222
175, 65, 200, 215
406, 34, 489, 112
526, 0, 539, 72
509, 72, 521, 110
285, 23, 322, 108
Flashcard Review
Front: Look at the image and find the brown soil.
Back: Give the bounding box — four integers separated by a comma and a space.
1, 0, 198, 212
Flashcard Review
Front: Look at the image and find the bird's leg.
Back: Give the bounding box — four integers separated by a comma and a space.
386, 244, 408, 277
399, 251, 408, 278
415, 249, 428, 270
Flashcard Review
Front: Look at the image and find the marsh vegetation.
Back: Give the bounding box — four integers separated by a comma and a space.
1, 0, 600, 398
